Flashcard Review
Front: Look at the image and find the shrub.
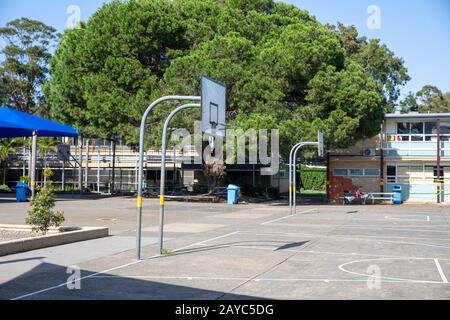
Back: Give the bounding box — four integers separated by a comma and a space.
300, 165, 326, 191
26, 169, 65, 234
0, 184, 11, 192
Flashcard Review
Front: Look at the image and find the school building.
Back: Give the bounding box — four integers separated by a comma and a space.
328, 112, 450, 203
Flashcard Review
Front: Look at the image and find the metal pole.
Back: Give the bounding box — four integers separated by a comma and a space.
136, 95, 201, 260
437, 119, 441, 204
78, 138, 83, 194
289, 142, 320, 215
293, 143, 318, 214
62, 160, 65, 192
84, 139, 89, 190
97, 149, 101, 193
173, 147, 176, 187
159, 103, 200, 254
30, 131, 37, 200
111, 140, 116, 194
289, 142, 305, 215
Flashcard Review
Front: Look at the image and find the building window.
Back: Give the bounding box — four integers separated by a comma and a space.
364, 169, 380, 176
425, 122, 437, 134
440, 123, 450, 135
397, 122, 410, 134
410, 122, 423, 134
349, 169, 364, 176
333, 169, 347, 176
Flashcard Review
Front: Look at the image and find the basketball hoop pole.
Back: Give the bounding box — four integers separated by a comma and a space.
136, 96, 200, 260
289, 131, 324, 215
158, 103, 201, 255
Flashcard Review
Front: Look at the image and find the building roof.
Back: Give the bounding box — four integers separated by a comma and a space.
385, 113, 450, 120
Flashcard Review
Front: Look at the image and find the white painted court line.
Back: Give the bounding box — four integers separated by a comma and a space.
10, 231, 239, 300
238, 230, 450, 251
89, 275, 450, 285
260, 209, 317, 226
171, 231, 240, 253
271, 223, 450, 234
339, 257, 447, 284
434, 259, 448, 283
10, 259, 144, 301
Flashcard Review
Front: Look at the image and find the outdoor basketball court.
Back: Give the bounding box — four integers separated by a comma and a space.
1, 198, 449, 300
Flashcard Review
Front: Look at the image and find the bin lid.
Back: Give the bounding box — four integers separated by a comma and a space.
16, 182, 27, 187
227, 184, 240, 190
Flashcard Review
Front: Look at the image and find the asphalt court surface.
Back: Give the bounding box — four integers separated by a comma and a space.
1, 197, 450, 300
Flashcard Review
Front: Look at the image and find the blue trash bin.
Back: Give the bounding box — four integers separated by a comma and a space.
227, 184, 240, 205
392, 185, 402, 205
15, 182, 28, 202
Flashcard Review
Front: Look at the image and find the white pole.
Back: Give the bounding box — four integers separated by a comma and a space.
84, 139, 89, 190
30, 131, 37, 200
78, 138, 83, 194
97, 148, 101, 193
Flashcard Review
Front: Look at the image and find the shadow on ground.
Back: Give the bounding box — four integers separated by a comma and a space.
0, 259, 262, 300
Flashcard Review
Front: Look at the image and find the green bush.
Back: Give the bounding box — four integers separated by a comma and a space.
299, 165, 326, 191
26, 169, 65, 234
0, 184, 11, 192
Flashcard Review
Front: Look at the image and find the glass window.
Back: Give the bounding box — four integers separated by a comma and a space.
397, 122, 410, 134
440, 122, 450, 135
425, 122, 437, 134
333, 169, 347, 176
349, 169, 364, 176
410, 122, 423, 134
387, 165, 396, 176
364, 169, 380, 176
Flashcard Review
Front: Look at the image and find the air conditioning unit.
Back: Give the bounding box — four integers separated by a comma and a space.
363, 148, 377, 157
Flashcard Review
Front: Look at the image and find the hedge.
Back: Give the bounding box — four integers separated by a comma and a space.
299, 165, 326, 191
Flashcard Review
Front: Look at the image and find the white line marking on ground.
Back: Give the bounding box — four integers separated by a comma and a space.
427, 216, 430, 222
434, 259, 448, 283
89, 275, 450, 285
271, 223, 450, 234
260, 209, 317, 225
338, 257, 444, 284
170, 231, 240, 253
237, 230, 450, 243
10, 259, 144, 301
10, 231, 239, 300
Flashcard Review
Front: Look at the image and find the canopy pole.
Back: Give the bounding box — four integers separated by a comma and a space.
30, 131, 37, 200
78, 138, 83, 195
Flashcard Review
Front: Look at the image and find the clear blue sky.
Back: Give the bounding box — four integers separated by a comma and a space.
1, 0, 449, 97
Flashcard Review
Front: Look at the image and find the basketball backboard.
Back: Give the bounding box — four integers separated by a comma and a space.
201, 76, 226, 137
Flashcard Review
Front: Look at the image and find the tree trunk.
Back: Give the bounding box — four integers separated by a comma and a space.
202, 140, 226, 195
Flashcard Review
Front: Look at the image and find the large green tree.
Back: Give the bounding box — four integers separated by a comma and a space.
45, 0, 409, 154
0, 18, 59, 115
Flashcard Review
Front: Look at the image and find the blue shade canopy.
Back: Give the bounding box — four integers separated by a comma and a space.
0, 107, 78, 138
